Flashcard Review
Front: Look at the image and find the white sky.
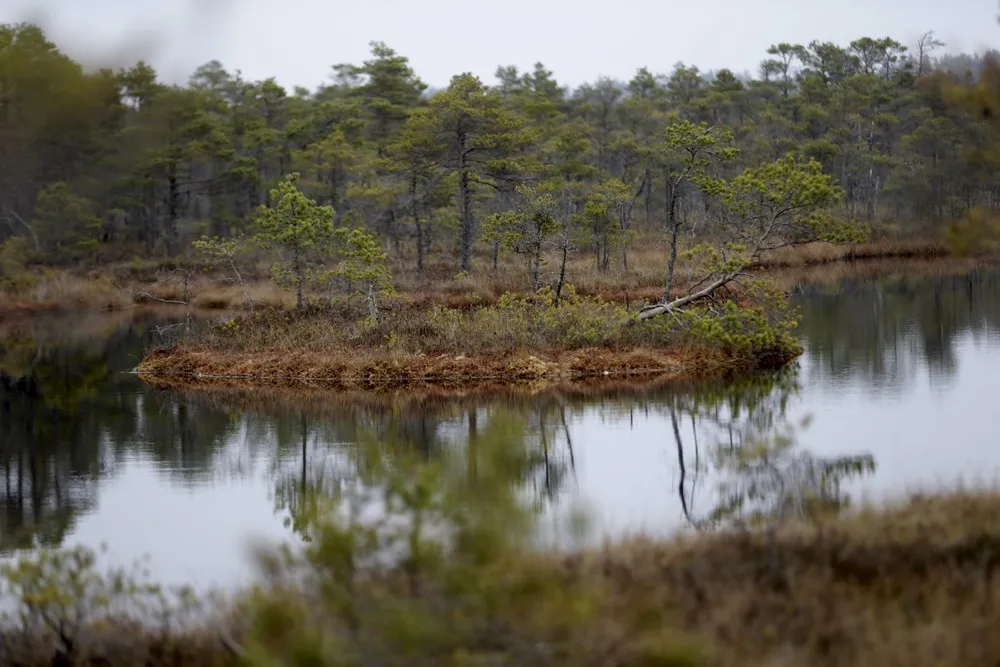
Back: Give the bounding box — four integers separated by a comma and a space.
3, 0, 999, 91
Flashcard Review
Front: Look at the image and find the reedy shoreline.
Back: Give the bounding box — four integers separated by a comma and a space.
4, 490, 1000, 666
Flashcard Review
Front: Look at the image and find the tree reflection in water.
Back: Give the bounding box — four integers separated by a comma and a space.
664, 369, 876, 530
4, 265, 997, 562
246, 367, 875, 547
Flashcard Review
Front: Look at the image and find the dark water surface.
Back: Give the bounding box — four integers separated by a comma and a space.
1, 267, 999, 590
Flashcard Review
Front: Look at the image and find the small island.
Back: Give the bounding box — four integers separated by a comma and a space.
7, 15, 1000, 667
134, 157, 850, 390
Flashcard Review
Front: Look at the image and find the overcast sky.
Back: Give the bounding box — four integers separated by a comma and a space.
3, 0, 999, 91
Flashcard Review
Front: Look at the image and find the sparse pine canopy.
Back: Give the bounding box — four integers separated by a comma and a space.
397, 73, 536, 272
3, 18, 1000, 308
714, 155, 862, 253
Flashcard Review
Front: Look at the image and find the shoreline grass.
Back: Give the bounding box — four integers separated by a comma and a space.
5, 489, 1000, 665
136, 345, 761, 391
139, 362, 780, 408
0, 235, 959, 316
135, 286, 801, 391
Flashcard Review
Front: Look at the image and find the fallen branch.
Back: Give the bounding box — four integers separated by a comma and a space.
637, 270, 738, 320
133, 291, 189, 306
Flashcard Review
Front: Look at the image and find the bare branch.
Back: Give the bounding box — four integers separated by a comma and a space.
1, 207, 40, 251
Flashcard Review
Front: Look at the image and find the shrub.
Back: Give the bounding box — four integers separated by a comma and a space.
240, 418, 704, 667
0, 544, 229, 666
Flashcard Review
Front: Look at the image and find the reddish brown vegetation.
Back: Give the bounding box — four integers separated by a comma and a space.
136, 344, 762, 392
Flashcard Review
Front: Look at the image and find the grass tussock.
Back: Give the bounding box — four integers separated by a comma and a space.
137, 287, 800, 389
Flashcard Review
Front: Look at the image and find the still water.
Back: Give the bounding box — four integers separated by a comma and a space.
1, 266, 999, 590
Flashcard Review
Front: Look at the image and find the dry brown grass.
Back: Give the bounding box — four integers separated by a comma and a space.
769, 255, 999, 291
582, 489, 1000, 667
23, 489, 993, 667
0, 621, 238, 667
132, 277, 291, 310
0, 233, 964, 317
0, 271, 131, 314
137, 344, 744, 392
752, 237, 950, 269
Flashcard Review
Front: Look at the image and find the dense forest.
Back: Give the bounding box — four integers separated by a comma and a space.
1, 22, 998, 277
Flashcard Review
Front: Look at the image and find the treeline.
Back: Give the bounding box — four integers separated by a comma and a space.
0, 23, 997, 273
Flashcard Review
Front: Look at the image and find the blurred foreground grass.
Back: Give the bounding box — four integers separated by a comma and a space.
0, 415, 997, 666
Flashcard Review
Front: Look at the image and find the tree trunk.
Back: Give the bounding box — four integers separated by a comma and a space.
643, 167, 653, 224
555, 243, 569, 305
367, 281, 378, 321
532, 249, 541, 292
457, 134, 473, 272
664, 178, 680, 301
167, 166, 179, 257
415, 217, 424, 277
412, 174, 423, 277
294, 246, 304, 310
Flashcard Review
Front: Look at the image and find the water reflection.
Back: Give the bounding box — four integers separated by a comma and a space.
792, 268, 1000, 395
0, 267, 997, 584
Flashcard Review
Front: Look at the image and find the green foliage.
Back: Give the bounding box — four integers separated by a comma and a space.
327, 41, 429, 156
255, 180, 327, 250
483, 185, 560, 290
4, 18, 1000, 291
944, 207, 1000, 256
31, 182, 101, 260
396, 73, 536, 271
0, 545, 169, 662
0, 236, 37, 291
658, 121, 738, 185
192, 234, 248, 266
712, 155, 865, 256
0, 542, 229, 665
250, 173, 398, 314
193, 233, 255, 311
328, 225, 396, 320
578, 178, 635, 270
330, 227, 394, 294
642, 276, 803, 362
675, 297, 801, 363
243, 415, 700, 667
1, 545, 160, 631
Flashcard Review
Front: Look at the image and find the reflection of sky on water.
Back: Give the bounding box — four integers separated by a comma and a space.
3, 269, 1000, 588
561, 326, 1000, 544
789, 331, 1000, 498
